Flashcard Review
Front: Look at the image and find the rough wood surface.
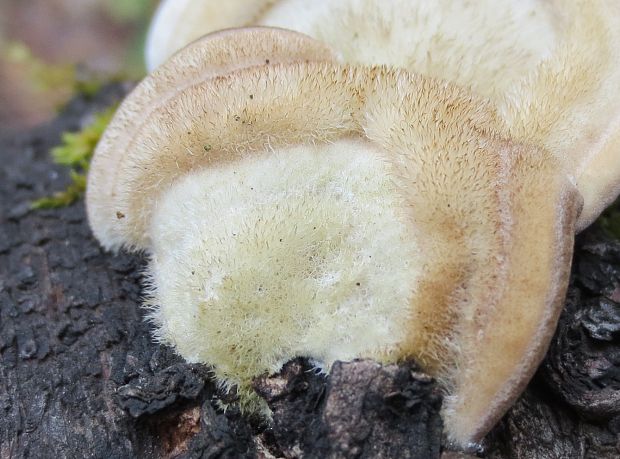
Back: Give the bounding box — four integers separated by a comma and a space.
0, 87, 619, 458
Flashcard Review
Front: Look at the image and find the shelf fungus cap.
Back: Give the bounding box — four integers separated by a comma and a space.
87, 27, 335, 251
88, 27, 581, 448
260, 0, 620, 232
144, 0, 620, 231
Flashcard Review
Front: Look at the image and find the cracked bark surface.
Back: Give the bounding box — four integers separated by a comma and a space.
0, 86, 619, 458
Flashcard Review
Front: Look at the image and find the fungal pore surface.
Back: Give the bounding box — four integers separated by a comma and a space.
87, 27, 582, 448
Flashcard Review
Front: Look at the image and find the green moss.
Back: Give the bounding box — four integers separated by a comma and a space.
598, 198, 620, 239
51, 106, 116, 167
74, 80, 105, 98
31, 171, 87, 209
32, 106, 116, 209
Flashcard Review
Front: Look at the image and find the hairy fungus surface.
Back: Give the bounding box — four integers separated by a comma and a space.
87, 27, 581, 447
144, 0, 620, 232
87, 27, 335, 250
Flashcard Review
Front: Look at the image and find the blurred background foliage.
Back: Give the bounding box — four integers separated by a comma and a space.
0, 0, 157, 136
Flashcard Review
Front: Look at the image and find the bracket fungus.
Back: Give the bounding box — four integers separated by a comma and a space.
145, 0, 620, 233
87, 27, 582, 448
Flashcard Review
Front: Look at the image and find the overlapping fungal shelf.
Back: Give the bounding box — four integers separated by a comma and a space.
86, 27, 585, 447
145, 0, 620, 231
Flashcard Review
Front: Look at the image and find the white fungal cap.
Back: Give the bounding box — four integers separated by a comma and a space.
499, 0, 620, 231
144, 0, 620, 231
145, 0, 279, 71
87, 28, 581, 447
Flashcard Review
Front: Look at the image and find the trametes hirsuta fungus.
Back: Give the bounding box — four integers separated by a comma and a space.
145, 0, 620, 233
86, 27, 582, 448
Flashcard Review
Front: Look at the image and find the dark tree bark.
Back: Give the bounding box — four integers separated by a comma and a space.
0, 87, 618, 459
485, 230, 620, 459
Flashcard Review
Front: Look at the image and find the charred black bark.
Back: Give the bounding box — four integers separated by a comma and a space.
254, 359, 443, 458
0, 87, 618, 458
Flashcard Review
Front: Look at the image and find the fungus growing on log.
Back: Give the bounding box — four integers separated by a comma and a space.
144, 0, 620, 232
86, 27, 581, 448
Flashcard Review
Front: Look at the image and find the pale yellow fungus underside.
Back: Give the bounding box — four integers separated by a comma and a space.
147, 140, 420, 405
